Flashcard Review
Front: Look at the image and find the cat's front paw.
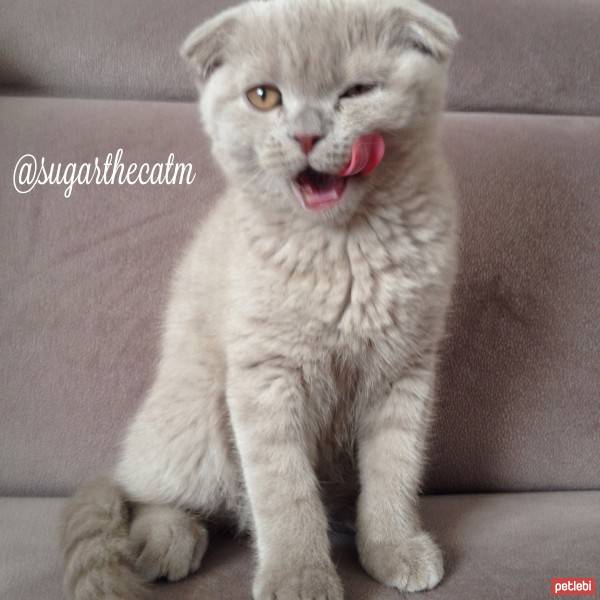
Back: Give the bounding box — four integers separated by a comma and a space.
253, 562, 343, 600
358, 531, 444, 593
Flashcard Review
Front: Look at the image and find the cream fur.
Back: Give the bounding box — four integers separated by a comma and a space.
61, 1, 459, 598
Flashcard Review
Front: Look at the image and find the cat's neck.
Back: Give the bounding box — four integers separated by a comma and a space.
224, 119, 451, 282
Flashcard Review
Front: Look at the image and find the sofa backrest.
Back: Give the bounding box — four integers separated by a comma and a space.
1, 0, 600, 115
1, 0, 599, 498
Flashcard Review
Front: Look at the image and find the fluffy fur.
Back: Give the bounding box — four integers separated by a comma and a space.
61, 0, 459, 598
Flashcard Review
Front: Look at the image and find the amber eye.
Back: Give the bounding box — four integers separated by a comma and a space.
246, 85, 282, 111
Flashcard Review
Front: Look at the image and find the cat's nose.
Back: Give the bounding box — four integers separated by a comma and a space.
294, 134, 322, 155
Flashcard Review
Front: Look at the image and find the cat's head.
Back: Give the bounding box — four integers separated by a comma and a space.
182, 0, 457, 220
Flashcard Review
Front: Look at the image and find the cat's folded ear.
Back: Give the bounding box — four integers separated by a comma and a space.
387, 2, 459, 62
180, 6, 243, 83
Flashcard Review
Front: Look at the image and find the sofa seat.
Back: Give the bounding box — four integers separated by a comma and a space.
2, 491, 598, 600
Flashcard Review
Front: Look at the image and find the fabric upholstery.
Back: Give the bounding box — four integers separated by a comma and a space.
2, 96, 599, 497
1, 0, 599, 115
1, 1, 599, 597
3, 492, 599, 600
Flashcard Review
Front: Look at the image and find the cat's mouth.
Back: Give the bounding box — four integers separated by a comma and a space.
291, 133, 386, 212
292, 168, 348, 211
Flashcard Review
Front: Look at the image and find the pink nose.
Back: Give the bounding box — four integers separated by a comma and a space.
294, 134, 321, 155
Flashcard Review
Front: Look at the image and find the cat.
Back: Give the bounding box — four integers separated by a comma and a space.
61, 0, 459, 598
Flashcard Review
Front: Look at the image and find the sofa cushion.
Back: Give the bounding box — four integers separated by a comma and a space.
1, 96, 599, 497
2, 491, 599, 600
430, 112, 600, 494
1, 0, 599, 115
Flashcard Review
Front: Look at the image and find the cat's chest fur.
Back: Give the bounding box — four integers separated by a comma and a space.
236, 203, 440, 368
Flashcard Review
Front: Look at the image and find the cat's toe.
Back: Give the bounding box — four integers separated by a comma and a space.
358, 531, 444, 592
253, 563, 343, 600
131, 511, 208, 582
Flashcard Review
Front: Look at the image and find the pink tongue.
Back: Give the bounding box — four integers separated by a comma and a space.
339, 132, 385, 177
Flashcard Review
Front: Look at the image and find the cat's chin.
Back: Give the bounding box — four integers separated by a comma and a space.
292, 167, 349, 212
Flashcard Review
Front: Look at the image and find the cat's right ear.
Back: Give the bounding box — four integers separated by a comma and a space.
180, 7, 242, 84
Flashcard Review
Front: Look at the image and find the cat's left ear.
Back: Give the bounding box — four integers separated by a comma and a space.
180, 6, 243, 83
389, 3, 459, 62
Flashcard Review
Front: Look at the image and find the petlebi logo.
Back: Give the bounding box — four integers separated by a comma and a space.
551, 577, 596, 596
12, 148, 197, 198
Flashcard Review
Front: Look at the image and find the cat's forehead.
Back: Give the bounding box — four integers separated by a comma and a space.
230, 0, 384, 92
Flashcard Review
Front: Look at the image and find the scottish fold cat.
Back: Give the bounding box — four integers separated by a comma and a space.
61, 1, 459, 598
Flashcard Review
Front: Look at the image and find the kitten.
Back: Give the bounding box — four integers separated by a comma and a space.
61, 0, 459, 598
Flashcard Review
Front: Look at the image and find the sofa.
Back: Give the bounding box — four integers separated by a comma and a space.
1, 1, 599, 599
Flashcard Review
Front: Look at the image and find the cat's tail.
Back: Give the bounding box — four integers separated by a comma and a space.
60, 478, 148, 600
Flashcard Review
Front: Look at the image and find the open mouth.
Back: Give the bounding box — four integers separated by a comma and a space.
291, 132, 386, 212
293, 168, 348, 211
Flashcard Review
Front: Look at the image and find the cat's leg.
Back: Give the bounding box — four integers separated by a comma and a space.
227, 361, 344, 600
356, 364, 444, 593
114, 337, 242, 582
128, 502, 209, 582
114, 268, 242, 506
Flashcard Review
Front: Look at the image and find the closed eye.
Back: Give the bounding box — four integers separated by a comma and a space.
339, 83, 379, 100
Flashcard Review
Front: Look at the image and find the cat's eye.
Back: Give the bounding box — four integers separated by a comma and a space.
246, 85, 283, 111
339, 83, 378, 100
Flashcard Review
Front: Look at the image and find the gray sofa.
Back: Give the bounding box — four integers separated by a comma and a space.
1, 1, 599, 599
